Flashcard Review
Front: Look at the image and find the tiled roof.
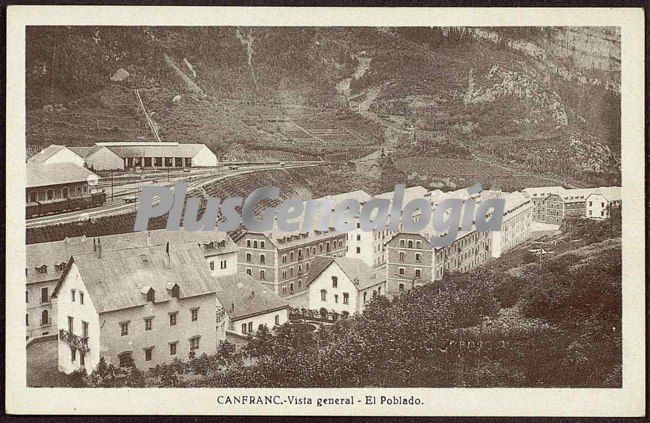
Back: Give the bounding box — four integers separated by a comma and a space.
215, 273, 288, 321
590, 186, 622, 202
305, 256, 385, 290
26, 230, 236, 285
26, 163, 99, 188
374, 185, 429, 204
105, 143, 208, 159
53, 242, 219, 313
26, 145, 71, 163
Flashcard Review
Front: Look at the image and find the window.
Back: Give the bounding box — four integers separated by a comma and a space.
260, 254, 266, 264
241, 323, 247, 334
62, 187, 69, 198
415, 253, 422, 263
26, 314, 29, 326
210, 261, 215, 271
71, 289, 76, 302
41, 287, 48, 303
171, 285, 180, 299
145, 347, 154, 361
79, 292, 84, 305
246, 268, 252, 276
80, 352, 85, 366
399, 251, 405, 262
260, 241, 265, 248
146, 289, 155, 303
246, 253, 252, 263
282, 270, 287, 279
82, 321, 88, 338
41, 310, 49, 326
320, 289, 327, 301
298, 279, 302, 288
246, 240, 251, 248
120, 321, 129, 336
356, 234, 361, 241
289, 282, 294, 292
68, 316, 74, 332
334, 294, 339, 303
26, 290, 28, 303
260, 270, 266, 280
220, 260, 227, 269
253, 240, 258, 248
415, 269, 421, 278
46, 189, 54, 200
247, 322, 253, 333
191, 308, 199, 322
343, 293, 349, 304
282, 286, 287, 294
332, 276, 338, 288
145, 317, 153, 331
400, 239, 405, 247
408, 240, 413, 248
274, 315, 280, 325
169, 312, 178, 326
363, 292, 367, 303
356, 247, 361, 254
71, 346, 76, 362
399, 283, 405, 292
398, 267, 405, 276
290, 251, 294, 261
282, 255, 287, 264
169, 342, 178, 356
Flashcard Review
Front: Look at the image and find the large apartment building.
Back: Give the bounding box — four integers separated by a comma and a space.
523, 186, 621, 224
25, 230, 237, 341
52, 242, 221, 373
482, 190, 533, 258
235, 227, 347, 297
385, 228, 492, 297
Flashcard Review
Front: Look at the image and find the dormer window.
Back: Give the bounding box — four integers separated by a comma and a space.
35, 265, 47, 274
146, 289, 155, 303
54, 262, 67, 272
167, 283, 180, 299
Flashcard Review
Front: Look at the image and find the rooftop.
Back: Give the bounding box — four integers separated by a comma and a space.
26, 162, 99, 188
306, 256, 386, 291
26, 145, 73, 164
215, 273, 288, 321
53, 242, 219, 314
105, 143, 208, 159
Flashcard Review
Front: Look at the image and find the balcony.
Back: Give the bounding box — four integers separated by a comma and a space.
59, 329, 89, 352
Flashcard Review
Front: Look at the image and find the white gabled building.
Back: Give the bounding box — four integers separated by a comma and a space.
585, 187, 622, 220
27, 145, 86, 167
70, 145, 125, 171
52, 241, 221, 374
305, 256, 387, 317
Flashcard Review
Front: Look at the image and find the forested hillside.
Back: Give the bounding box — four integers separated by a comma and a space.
26, 27, 621, 186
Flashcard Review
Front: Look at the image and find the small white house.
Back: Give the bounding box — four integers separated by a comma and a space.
70, 145, 125, 171
585, 187, 622, 220
306, 256, 387, 317
28, 145, 86, 167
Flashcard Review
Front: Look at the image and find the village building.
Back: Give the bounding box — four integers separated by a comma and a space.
585, 187, 622, 220
27, 145, 86, 167
235, 227, 347, 297
26, 162, 99, 204
481, 190, 533, 258
96, 142, 217, 169
52, 241, 220, 373
215, 273, 289, 339
305, 256, 387, 317
69, 145, 124, 171
25, 230, 236, 341
522, 186, 565, 222
385, 229, 492, 297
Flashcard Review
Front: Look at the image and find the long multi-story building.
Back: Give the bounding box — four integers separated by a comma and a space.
52, 241, 221, 373
25, 230, 237, 341
523, 186, 621, 224
385, 228, 492, 297
481, 190, 533, 258
235, 227, 347, 297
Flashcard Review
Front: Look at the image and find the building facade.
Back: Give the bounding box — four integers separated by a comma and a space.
28, 145, 86, 167
235, 228, 347, 297
26, 163, 99, 204
52, 242, 220, 373
306, 257, 387, 316
586, 187, 622, 220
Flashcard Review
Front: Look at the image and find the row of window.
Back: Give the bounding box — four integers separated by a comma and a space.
27, 185, 87, 203
240, 315, 281, 334
25, 309, 51, 326
245, 239, 266, 249
114, 336, 201, 367
320, 289, 350, 304
26, 287, 49, 304
120, 308, 199, 336
209, 260, 228, 271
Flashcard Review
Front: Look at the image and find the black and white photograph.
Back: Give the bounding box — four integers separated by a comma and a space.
6, 5, 645, 417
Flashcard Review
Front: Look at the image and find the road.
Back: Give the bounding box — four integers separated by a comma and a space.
26, 162, 321, 228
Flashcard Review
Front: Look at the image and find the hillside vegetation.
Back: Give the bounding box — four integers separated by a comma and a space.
27, 27, 620, 186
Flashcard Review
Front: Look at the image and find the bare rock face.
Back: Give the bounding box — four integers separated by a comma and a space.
110, 68, 129, 82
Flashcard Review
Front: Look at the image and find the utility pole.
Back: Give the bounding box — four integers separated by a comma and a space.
110, 171, 114, 200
